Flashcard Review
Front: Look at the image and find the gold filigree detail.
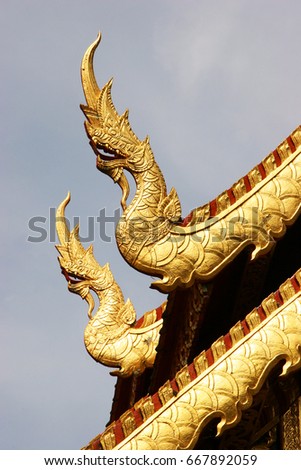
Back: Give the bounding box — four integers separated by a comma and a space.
245, 309, 262, 329
121, 410, 137, 437
135, 397, 155, 421
80, 35, 301, 293
158, 382, 176, 405
229, 322, 245, 344
99, 424, 116, 450
281, 399, 301, 449
193, 351, 209, 375
56, 193, 165, 377
211, 337, 227, 361
175, 366, 191, 390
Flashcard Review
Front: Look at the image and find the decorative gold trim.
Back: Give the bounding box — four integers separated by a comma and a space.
211, 337, 227, 361
229, 322, 245, 344
193, 351, 209, 375
80, 35, 301, 293
158, 382, 176, 405
175, 366, 191, 389
99, 424, 116, 450
135, 397, 155, 421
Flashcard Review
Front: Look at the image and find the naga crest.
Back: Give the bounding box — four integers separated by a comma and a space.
81, 35, 301, 293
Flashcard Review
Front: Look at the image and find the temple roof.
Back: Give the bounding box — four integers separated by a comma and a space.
82, 125, 301, 450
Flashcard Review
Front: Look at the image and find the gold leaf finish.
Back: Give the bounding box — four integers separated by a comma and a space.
56, 193, 165, 377
81, 36, 301, 293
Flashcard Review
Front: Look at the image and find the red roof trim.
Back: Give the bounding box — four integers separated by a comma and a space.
273, 149, 282, 167
206, 348, 215, 366
134, 304, 165, 328
274, 290, 283, 306
132, 408, 143, 427
210, 199, 218, 217
287, 136, 296, 154
170, 378, 179, 394
227, 188, 236, 205
257, 163, 266, 179
243, 175, 252, 192
180, 127, 301, 229
152, 392, 162, 411
181, 212, 193, 227
291, 274, 300, 293
257, 306, 267, 322
223, 332, 233, 351
188, 362, 198, 381
114, 420, 125, 445
241, 319, 250, 335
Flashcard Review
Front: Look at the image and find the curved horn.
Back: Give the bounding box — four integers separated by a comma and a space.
81, 32, 101, 109
56, 192, 71, 246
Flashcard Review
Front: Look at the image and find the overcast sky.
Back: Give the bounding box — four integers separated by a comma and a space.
1, 0, 301, 450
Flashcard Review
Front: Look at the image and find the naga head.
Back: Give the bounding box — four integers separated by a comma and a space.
56, 193, 114, 318
80, 33, 155, 210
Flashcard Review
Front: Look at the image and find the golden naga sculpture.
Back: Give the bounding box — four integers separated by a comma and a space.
56, 193, 165, 377
81, 33, 301, 293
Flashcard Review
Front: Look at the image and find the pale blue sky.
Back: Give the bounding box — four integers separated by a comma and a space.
1, 0, 301, 449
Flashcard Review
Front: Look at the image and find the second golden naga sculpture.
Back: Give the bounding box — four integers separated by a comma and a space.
56, 193, 165, 377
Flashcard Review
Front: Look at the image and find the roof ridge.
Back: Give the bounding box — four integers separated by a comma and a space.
182, 125, 301, 225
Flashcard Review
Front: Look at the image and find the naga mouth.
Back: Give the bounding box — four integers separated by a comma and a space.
62, 268, 87, 291
89, 139, 130, 210
62, 268, 83, 284
62, 268, 95, 319
90, 139, 126, 163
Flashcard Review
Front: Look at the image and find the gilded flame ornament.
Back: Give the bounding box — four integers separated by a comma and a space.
80, 34, 301, 293
56, 193, 165, 377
